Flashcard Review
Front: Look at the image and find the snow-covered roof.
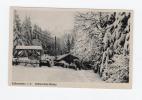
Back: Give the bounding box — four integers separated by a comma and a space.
16, 46, 42, 50
57, 53, 70, 60
56, 53, 78, 61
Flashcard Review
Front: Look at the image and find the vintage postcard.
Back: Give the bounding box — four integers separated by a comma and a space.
9, 7, 133, 88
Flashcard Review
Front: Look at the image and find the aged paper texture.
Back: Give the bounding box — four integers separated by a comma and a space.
9, 7, 133, 88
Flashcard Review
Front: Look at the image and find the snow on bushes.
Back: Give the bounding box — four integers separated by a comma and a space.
104, 55, 129, 83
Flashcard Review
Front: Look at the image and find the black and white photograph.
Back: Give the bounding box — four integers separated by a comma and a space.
9, 7, 132, 88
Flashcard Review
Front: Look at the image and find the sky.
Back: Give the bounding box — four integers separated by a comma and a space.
16, 8, 76, 37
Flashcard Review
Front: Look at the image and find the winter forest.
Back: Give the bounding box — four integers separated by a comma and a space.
12, 9, 131, 83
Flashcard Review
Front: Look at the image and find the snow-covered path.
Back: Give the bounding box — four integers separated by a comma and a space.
12, 66, 104, 83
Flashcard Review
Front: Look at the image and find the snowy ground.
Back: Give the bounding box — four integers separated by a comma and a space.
12, 65, 104, 83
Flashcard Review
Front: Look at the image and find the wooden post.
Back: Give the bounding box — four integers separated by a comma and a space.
39, 50, 41, 67
55, 36, 57, 58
